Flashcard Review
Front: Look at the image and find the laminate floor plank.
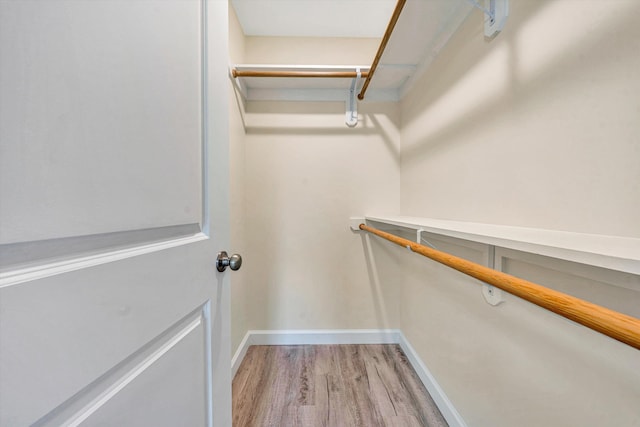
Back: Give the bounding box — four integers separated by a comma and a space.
385, 346, 449, 427
364, 356, 398, 420
232, 344, 449, 427
336, 346, 385, 426
232, 346, 269, 427
385, 415, 426, 427
368, 346, 421, 421
298, 346, 315, 406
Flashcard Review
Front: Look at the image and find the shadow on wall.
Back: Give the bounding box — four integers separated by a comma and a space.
359, 231, 406, 329
229, 84, 401, 164
401, 0, 640, 160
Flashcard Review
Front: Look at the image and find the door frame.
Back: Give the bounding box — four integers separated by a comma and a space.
204, 1, 232, 426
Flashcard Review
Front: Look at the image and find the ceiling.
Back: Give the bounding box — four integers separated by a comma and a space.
230, 0, 397, 38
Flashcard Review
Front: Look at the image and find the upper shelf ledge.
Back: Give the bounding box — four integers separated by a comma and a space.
361, 215, 640, 275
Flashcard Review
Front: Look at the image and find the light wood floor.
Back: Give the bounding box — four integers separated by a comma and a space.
232, 344, 449, 427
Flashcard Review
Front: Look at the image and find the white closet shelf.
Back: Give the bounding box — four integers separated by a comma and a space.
359, 215, 640, 275
231, 0, 481, 103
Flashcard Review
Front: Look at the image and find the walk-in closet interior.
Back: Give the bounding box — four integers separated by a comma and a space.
228, 1, 640, 426
1, 0, 638, 426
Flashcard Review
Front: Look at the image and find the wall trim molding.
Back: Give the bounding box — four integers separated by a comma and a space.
231, 329, 467, 427
396, 331, 468, 427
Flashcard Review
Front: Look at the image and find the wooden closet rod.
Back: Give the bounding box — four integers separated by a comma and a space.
359, 223, 640, 350
358, 0, 407, 100
232, 69, 370, 79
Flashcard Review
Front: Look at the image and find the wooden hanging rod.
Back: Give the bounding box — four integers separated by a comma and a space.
358, 0, 407, 100
232, 69, 370, 79
359, 223, 640, 350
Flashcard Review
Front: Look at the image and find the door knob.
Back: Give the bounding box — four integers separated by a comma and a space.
216, 251, 242, 272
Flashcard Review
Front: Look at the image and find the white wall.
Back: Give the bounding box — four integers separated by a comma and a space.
401, 1, 640, 238
244, 36, 379, 65
230, 32, 402, 344
399, 1, 640, 426
241, 100, 402, 332
229, 6, 248, 353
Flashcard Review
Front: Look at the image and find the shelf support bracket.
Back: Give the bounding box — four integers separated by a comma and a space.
485, 0, 508, 37
467, 0, 509, 37
416, 229, 437, 250
345, 68, 362, 128
481, 245, 505, 306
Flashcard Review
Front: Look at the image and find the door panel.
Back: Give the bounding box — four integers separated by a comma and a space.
0, 1, 231, 426
0, 0, 202, 244
30, 304, 210, 427
85, 321, 208, 427
2, 244, 210, 424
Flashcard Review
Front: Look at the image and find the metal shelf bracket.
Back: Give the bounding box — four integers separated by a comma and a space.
467, 0, 509, 37
484, 0, 508, 37
345, 68, 362, 127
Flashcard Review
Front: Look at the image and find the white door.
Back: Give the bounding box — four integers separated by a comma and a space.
0, 1, 232, 426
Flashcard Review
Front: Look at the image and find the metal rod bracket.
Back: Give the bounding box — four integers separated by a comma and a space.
466, 0, 509, 37
484, 0, 509, 37
346, 68, 362, 127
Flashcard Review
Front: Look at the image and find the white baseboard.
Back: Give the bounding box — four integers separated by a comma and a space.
396, 331, 468, 427
231, 329, 467, 427
231, 331, 254, 379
